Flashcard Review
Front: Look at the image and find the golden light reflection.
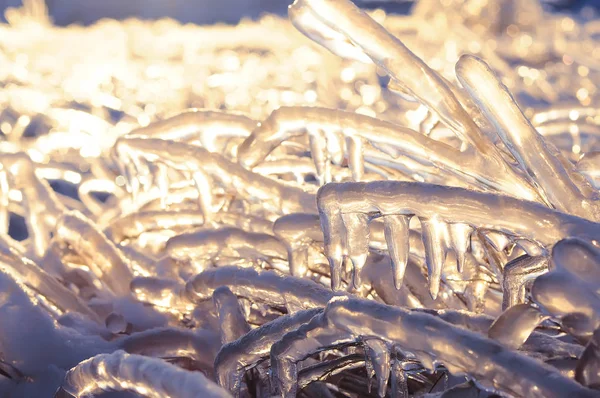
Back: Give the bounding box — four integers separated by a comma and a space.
0, 0, 600, 397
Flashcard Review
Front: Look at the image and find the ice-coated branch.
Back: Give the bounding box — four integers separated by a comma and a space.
236, 106, 540, 202
290, 0, 542, 203
115, 137, 316, 214
116, 327, 221, 374
126, 108, 256, 153
271, 297, 598, 398
317, 181, 600, 296
456, 54, 600, 220
55, 210, 133, 296
213, 286, 251, 344
185, 266, 343, 312
214, 308, 322, 393
106, 210, 274, 244
290, 0, 485, 152
0, 236, 99, 321
55, 350, 232, 398
1, 152, 66, 257
166, 227, 288, 265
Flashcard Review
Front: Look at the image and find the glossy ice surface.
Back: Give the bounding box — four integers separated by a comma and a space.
1, 0, 600, 397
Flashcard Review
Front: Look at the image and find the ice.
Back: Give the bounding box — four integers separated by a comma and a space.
1, 0, 600, 396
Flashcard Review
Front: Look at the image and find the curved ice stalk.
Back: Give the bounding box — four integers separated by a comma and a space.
55, 211, 133, 296
214, 308, 322, 394
0, 236, 99, 321
271, 296, 597, 398
318, 181, 600, 292
270, 303, 358, 397
116, 137, 315, 214
213, 286, 251, 344
318, 181, 600, 244
288, 0, 371, 63
55, 350, 232, 398
236, 106, 538, 201
308, 128, 330, 184
126, 109, 256, 153
166, 227, 287, 266
488, 304, 549, 350
185, 266, 343, 311
106, 210, 273, 243
418, 310, 583, 362
1, 152, 66, 256
290, 0, 541, 201
502, 255, 548, 310
130, 276, 194, 312
117, 327, 220, 374
456, 55, 600, 219
192, 170, 215, 221
291, 0, 484, 151
237, 107, 457, 170
106, 210, 205, 243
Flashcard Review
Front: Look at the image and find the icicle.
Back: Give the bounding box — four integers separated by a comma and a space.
192, 171, 214, 223
318, 192, 346, 291
419, 217, 448, 300
382, 214, 411, 289
448, 223, 473, 273
309, 129, 329, 185
341, 212, 370, 289
364, 339, 391, 398
346, 135, 365, 182
390, 356, 409, 398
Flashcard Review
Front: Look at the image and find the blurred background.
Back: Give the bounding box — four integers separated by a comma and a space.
0, 0, 595, 26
